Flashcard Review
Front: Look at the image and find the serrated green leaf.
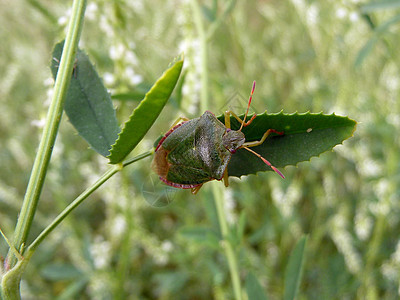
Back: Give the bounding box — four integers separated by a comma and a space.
217, 112, 356, 178
245, 272, 269, 300
108, 58, 183, 164
51, 41, 120, 157
284, 235, 308, 300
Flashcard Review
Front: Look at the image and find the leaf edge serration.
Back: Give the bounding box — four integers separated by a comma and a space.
107, 58, 184, 164
226, 111, 357, 178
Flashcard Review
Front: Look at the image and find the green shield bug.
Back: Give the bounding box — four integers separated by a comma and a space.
152, 81, 285, 194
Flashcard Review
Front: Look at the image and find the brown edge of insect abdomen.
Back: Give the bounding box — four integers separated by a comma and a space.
153, 121, 188, 177
159, 176, 202, 189
152, 147, 170, 178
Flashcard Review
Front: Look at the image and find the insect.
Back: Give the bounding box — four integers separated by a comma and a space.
152, 81, 285, 194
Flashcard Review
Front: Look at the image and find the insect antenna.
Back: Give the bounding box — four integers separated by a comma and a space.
239, 80, 256, 131
243, 146, 285, 179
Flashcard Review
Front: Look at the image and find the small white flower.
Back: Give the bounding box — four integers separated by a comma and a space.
109, 44, 125, 60
307, 4, 319, 25
90, 237, 111, 269
124, 67, 143, 85
58, 16, 68, 26
103, 72, 115, 85
30, 118, 46, 128
43, 77, 54, 87
354, 211, 372, 240
112, 215, 127, 237
86, 2, 98, 20
161, 240, 173, 252
349, 12, 359, 22
336, 8, 347, 19
125, 51, 138, 66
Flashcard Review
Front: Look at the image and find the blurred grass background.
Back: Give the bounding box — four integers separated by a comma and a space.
1, 0, 400, 299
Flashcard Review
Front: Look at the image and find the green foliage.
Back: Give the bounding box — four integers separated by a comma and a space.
284, 236, 307, 300
179, 226, 220, 249
40, 263, 84, 281
51, 41, 120, 157
360, 0, 400, 13
1, 0, 400, 299
245, 272, 268, 300
355, 14, 400, 67
108, 58, 183, 164
219, 112, 356, 177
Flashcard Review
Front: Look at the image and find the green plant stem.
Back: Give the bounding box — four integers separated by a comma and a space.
190, 2, 242, 297
1, 251, 33, 300
190, 0, 209, 112
213, 183, 242, 300
27, 150, 153, 253
206, 0, 236, 41
0, 229, 23, 261
1, 150, 151, 299
7, 0, 87, 268
359, 213, 386, 299
27, 164, 121, 252
122, 150, 154, 167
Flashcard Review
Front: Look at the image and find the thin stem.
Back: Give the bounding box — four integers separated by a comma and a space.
213, 183, 242, 300
359, 213, 386, 299
206, 0, 237, 41
8, 0, 87, 268
27, 151, 152, 253
122, 150, 153, 167
190, 2, 242, 297
27, 164, 122, 253
114, 163, 135, 299
0, 229, 23, 262
190, 0, 209, 112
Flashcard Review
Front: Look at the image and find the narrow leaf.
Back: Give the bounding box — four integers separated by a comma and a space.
108, 58, 184, 164
355, 14, 400, 67
284, 235, 308, 300
51, 41, 120, 157
179, 226, 220, 248
245, 272, 269, 300
360, 0, 400, 13
217, 112, 357, 178
40, 263, 83, 281
56, 278, 88, 300
236, 211, 246, 242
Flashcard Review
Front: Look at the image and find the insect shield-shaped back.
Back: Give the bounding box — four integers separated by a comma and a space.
152, 81, 285, 195
152, 111, 237, 192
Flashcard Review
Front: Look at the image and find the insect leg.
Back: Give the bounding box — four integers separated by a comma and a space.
223, 169, 229, 187
239, 80, 256, 131
169, 117, 190, 130
191, 184, 203, 195
224, 110, 257, 129
224, 111, 231, 129
242, 129, 284, 148
243, 146, 285, 179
